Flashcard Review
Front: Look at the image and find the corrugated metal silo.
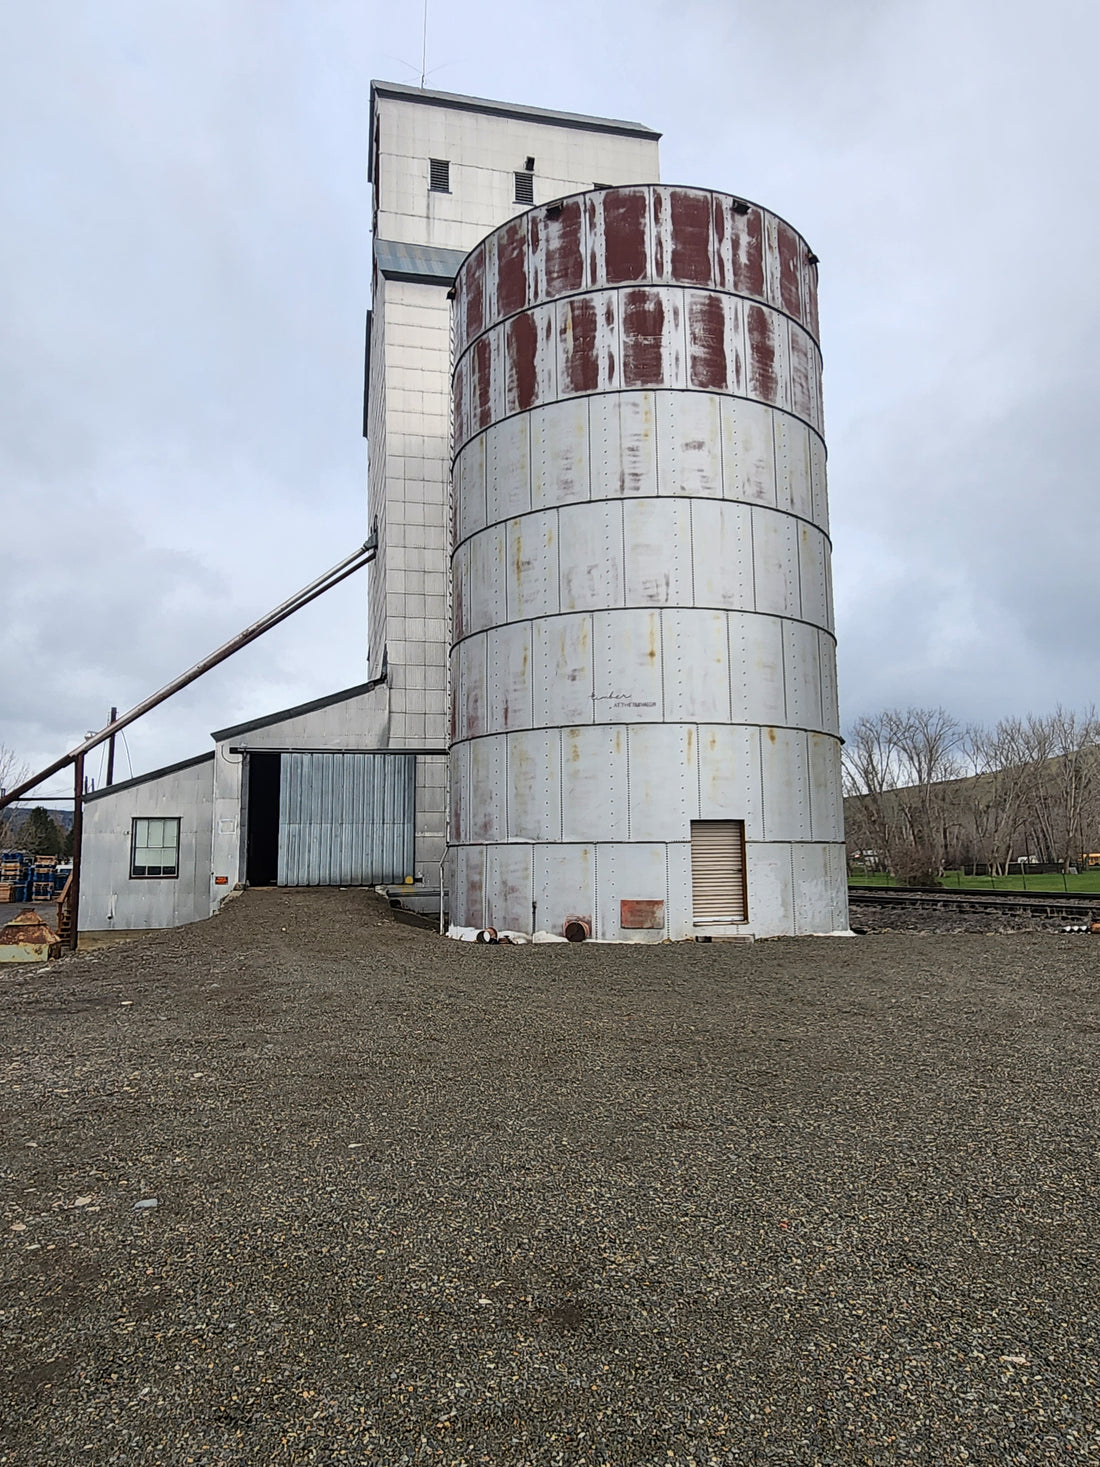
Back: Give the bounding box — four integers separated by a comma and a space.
448, 186, 846, 940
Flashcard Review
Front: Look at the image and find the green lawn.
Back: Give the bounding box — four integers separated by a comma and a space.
849, 869, 1100, 893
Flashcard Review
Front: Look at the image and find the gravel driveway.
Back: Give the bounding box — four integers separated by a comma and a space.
2, 888, 1097, 1465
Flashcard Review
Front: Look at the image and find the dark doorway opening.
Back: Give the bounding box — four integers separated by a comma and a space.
246, 752, 281, 886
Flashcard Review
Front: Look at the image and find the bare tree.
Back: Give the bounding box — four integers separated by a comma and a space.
0, 745, 29, 852
843, 708, 963, 883
963, 718, 1035, 874
1019, 707, 1100, 869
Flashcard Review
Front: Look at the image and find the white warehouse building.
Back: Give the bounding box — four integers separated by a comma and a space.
78, 80, 846, 941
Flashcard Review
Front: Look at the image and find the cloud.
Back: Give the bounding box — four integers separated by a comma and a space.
2, 0, 1098, 790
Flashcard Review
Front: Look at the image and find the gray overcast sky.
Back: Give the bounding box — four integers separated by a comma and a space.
2, 0, 1098, 796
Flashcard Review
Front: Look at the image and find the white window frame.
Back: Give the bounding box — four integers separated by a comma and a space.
130, 817, 181, 879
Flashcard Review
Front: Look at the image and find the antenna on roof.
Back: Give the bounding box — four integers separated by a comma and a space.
420, 0, 428, 88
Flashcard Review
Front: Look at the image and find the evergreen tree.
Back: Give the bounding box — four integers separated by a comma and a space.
21, 807, 66, 857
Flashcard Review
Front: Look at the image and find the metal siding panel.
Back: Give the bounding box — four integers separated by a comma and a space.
558, 294, 601, 394
792, 844, 833, 936
697, 724, 764, 840
592, 609, 663, 722
819, 632, 840, 736
590, 391, 658, 500
665, 840, 694, 939
485, 621, 533, 733
745, 843, 794, 937
449, 740, 469, 846
464, 843, 486, 929
808, 734, 844, 843
485, 414, 531, 525
721, 398, 777, 507
662, 609, 732, 723
691, 500, 754, 611
798, 523, 830, 630
533, 614, 593, 726
507, 510, 559, 622
484, 843, 533, 933
458, 633, 487, 740
468, 735, 507, 843
789, 325, 814, 425
826, 843, 851, 931
456, 434, 487, 543
751, 508, 801, 618
531, 397, 590, 511
760, 728, 812, 841
656, 390, 723, 498
623, 498, 693, 607
561, 724, 629, 841
774, 414, 813, 520
506, 729, 561, 841
558, 501, 624, 613
533, 843, 595, 939
597, 842, 668, 941
782, 619, 824, 730
627, 724, 698, 841
466, 524, 507, 635
809, 432, 829, 533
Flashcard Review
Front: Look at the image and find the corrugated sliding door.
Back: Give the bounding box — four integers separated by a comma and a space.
691, 819, 748, 923
277, 752, 415, 887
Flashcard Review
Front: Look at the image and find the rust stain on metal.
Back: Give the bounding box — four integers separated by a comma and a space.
803, 253, 821, 341
688, 292, 727, 390
671, 189, 712, 286
563, 297, 599, 394
474, 336, 493, 431
507, 311, 539, 412
496, 220, 528, 317
452, 566, 464, 639
622, 289, 665, 388
731, 205, 765, 298
789, 328, 813, 422
652, 189, 664, 276
546, 198, 584, 296
452, 360, 465, 448
620, 899, 665, 930
713, 196, 727, 288
777, 220, 802, 319
603, 188, 647, 283
465, 250, 484, 345
746, 303, 778, 404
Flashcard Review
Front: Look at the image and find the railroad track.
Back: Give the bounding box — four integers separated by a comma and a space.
848, 884, 1100, 920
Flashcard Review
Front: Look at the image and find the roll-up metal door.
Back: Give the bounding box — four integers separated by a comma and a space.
691, 819, 748, 923
277, 752, 415, 887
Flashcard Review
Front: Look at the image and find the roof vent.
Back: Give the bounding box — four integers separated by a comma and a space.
429, 158, 450, 193
514, 170, 534, 205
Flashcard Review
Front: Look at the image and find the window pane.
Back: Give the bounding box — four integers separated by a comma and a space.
131, 818, 179, 877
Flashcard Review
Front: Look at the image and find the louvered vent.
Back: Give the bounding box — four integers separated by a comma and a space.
429, 158, 450, 193
514, 170, 534, 205
691, 820, 748, 924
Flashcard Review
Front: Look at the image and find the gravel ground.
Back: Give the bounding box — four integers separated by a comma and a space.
2, 888, 1097, 1466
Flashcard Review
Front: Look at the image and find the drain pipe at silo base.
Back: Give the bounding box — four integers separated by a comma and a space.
1, 534, 377, 949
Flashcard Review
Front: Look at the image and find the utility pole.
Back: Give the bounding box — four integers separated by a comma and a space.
105, 708, 118, 787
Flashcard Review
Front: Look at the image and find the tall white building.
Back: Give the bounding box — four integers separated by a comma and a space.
365, 81, 661, 876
